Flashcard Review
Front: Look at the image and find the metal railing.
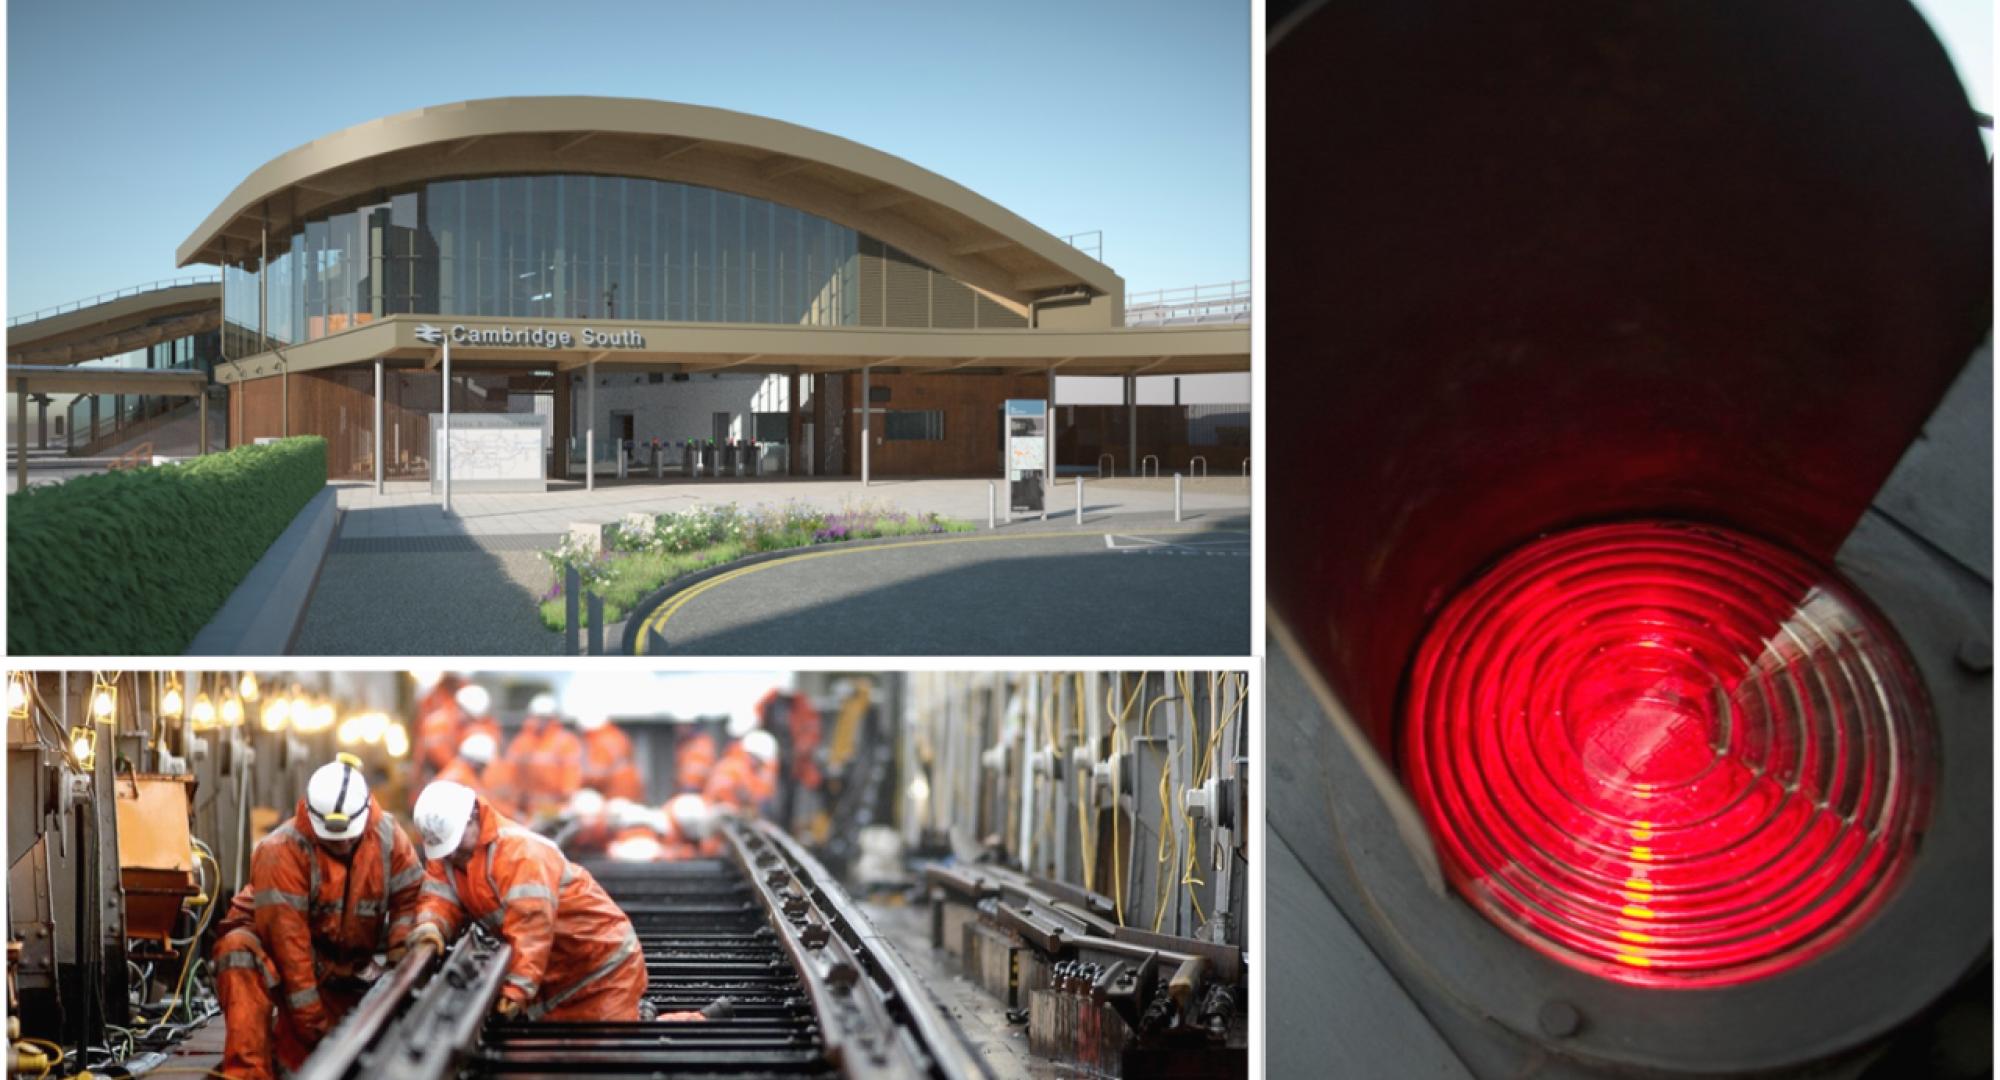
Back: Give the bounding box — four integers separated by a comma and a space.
1061, 229, 1104, 262
9, 274, 221, 328
1125, 280, 1252, 326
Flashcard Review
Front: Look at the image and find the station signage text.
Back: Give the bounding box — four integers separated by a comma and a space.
415, 323, 647, 350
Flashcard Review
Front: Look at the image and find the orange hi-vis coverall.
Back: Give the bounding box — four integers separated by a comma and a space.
582, 723, 645, 802
415, 802, 648, 1021
212, 804, 425, 1080
415, 701, 466, 786
505, 717, 584, 817
675, 731, 719, 794
703, 746, 778, 814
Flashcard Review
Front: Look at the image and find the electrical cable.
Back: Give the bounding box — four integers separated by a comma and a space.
19, 1037, 64, 1079
141, 845, 221, 1038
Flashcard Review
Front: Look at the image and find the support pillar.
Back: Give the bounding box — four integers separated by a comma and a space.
586, 359, 597, 492
552, 370, 572, 480
1048, 364, 1057, 486
199, 387, 210, 457
787, 369, 802, 476
860, 364, 871, 486
373, 359, 384, 492
1125, 374, 1138, 478
34, 396, 49, 450
441, 340, 453, 515
15, 378, 28, 493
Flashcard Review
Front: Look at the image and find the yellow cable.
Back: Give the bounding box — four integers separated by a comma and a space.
144, 848, 221, 1037
20, 1037, 63, 1080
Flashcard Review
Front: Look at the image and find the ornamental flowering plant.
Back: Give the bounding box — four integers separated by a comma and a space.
535, 500, 973, 631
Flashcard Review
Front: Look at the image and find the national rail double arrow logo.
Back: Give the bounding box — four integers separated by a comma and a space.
414, 324, 445, 345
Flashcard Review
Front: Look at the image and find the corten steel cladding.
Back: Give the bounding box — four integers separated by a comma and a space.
1400, 521, 1935, 987
1269, 0, 1993, 755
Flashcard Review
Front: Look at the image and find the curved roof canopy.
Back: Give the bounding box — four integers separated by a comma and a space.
7, 282, 221, 366
178, 97, 1122, 306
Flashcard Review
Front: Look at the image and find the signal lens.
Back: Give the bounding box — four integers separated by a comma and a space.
1402, 521, 1933, 988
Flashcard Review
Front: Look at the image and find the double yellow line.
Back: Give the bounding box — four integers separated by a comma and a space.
632, 527, 1224, 653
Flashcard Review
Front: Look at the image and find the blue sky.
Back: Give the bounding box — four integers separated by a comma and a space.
5, 0, 1249, 316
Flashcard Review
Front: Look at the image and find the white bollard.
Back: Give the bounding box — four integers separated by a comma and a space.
1075, 475, 1083, 527
1175, 472, 1183, 523
988, 481, 997, 529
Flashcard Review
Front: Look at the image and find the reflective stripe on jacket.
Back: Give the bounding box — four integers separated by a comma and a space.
415, 800, 642, 1011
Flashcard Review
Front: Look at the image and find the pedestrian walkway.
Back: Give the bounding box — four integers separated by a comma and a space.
292, 476, 1251, 656
331, 475, 1250, 539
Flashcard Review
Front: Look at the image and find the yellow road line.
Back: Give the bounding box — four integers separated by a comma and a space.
634, 527, 1237, 653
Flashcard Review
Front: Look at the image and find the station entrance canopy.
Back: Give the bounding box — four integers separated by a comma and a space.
211, 314, 1249, 384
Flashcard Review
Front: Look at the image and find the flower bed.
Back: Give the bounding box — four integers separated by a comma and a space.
538, 501, 974, 631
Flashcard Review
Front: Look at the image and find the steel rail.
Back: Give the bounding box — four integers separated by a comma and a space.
726, 821, 989, 1080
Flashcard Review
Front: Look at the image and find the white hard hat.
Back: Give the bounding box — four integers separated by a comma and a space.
607, 834, 663, 862
455, 684, 492, 717
726, 705, 759, 739
576, 712, 609, 732
413, 781, 478, 860
667, 793, 717, 841
458, 731, 497, 765
530, 692, 558, 716
567, 787, 606, 819
607, 797, 650, 831
742, 730, 778, 765
306, 755, 373, 841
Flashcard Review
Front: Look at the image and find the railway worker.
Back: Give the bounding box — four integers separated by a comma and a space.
436, 731, 512, 812
415, 682, 496, 790
673, 726, 719, 794
411, 673, 463, 786
212, 756, 427, 1080
605, 793, 720, 862
408, 781, 648, 1023
560, 787, 614, 853
703, 731, 780, 817
504, 694, 584, 819
662, 792, 722, 858
578, 712, 645, 802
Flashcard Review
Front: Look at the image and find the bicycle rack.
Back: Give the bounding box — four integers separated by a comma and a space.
1190, 455, 1208, 478
1241, 457, 1251, 477
1097, 453, 1115, 478
1142, 454, 1161, 478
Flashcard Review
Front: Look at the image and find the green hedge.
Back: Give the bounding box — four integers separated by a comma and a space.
8, 437, 328, 655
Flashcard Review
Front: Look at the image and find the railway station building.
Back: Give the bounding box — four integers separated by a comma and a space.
122, 96, 1249, 487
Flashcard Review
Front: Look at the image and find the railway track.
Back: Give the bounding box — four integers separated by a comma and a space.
296, 821, 981, 1080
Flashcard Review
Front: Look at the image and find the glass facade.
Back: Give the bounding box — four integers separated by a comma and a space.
225, 175, 879, 356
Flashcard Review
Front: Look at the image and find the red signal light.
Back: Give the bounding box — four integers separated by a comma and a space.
1402, 521, 1934, 988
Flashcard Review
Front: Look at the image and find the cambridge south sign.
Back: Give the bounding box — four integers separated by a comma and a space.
414, 324, 647, 349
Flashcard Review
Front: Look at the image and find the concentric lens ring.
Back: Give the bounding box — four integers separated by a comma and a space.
1401, 521, 1934, 988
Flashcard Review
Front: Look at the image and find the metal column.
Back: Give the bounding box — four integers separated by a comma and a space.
373, 359, 384, 492
586, 359, 597, 492
860, 364, 871, 486
14, 378, 27, 493
441, 339, 453, 515
1049, 365, 1058, 489
198, 387, 209, 457
1125, 374, 1137, 478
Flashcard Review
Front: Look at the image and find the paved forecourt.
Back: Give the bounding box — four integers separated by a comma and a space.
628, 516, 1251, 656
293, 478, 1249, 656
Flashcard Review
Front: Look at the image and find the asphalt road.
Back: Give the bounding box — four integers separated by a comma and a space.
628, 519, 1251, 655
